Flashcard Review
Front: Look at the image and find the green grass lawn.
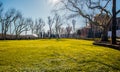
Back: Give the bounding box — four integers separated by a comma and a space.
0, 39, 120, 72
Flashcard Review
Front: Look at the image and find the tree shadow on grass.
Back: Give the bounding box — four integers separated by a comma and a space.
93, 42, 120, 51
78, 60, 120, 71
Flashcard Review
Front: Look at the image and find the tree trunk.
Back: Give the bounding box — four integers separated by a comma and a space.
10, 24, 11, 35
1, 23, 4, 39
4, 24, 7, 40
49, 28, 52, 38
16, 32, 19, 39
16, 33, 18, 39
112, 0, 117, 44
25, 31, 27, 35
16, 35, 18, 39
101, 28, 108, 42
4, 31, 6, 40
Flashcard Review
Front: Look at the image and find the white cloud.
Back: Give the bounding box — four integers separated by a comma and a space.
48, 0, 60, 5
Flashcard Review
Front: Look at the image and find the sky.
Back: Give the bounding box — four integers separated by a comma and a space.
0, 0, 120, 34
1, 0, 53, 20
0, 0, 120, 21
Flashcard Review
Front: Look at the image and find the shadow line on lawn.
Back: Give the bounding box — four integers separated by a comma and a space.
79, 60, 120, 71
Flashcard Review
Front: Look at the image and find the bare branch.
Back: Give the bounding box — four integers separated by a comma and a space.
116, 9, 120, 15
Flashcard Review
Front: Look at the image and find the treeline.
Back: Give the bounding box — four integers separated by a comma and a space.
0, 2, 80, 40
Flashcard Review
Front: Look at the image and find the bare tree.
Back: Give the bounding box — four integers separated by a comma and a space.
24, 18, 32, 35
2, 9, 18, 39
94, 13, 111, 41
54, 13, 62, 38
28, 19, 34, 34
66, 24, 72, 38
13, 16, 29, 39
87, 0, 112, 41
48, 16, 54, 38
12, 11, 21, 36
0, 2, 3, 38
34, 18, 45, 38
59, 0, 112, 41
0, 2, 3, 19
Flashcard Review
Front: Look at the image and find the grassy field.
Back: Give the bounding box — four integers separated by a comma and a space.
0, 39, 120, 72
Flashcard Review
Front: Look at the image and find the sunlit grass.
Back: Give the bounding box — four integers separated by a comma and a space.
0, 39, 120, 72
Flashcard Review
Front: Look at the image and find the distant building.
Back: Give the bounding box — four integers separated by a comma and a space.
109, 17, 120, 30
79, 16, 120, 38
78, 24, 102, 38
108, 17, 120, 37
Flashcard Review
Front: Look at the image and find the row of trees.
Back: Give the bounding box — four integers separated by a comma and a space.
56, 0, 120, 44
0, 2, 78, 39
47, 14, 76, 39
1, 0, 119, 44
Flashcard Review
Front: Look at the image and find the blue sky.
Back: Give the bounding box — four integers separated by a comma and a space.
1, 0, 52, 20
